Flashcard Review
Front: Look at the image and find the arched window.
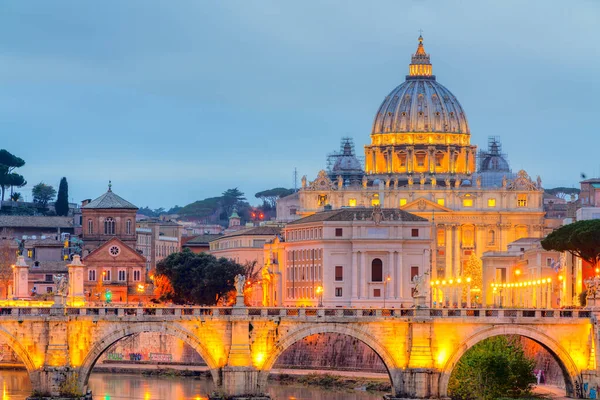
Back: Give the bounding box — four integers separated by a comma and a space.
488, 229, 496, 245
371, 258, 383, 282
104, 217, 115, 235
126, 219, 132, 235
371, 193, 380, 206
437, 228, 445, 247
87, 219, 93, 234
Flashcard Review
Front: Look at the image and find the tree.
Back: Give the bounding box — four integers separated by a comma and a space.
0, 149, 26, 203
10, 192, 21, 202
448, 336, 536, 400
156, 248, 244, 305
221, 188, 246, 217
462, 253, 483, 305
55, 177, 69, 216
32, 182, 56, 208
0, 240, 16, 299
541, 220, 600, 269
255, 187, 295, 209
153, 274, 174, 301
545, 187, 580, 200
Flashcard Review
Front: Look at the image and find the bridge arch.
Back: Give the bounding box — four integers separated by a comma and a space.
438, 325, 583, 397
77, 322, 221, 392
258, 323, 398, 392
0, 326, 40, 389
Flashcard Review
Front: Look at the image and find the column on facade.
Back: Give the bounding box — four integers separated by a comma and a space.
475, 224, 485, 259
387, 251, 394, 299
453, 225, 461, 278
407, 146, 414, 174
397, 251, 404, 298
387, 148, 392, 173
465, 148, 471, 175
360, 251, 367, 299
351, 251, 359, 300
428, 146, 435, 174
445, 225, 452, 279
448, 146, 455, 174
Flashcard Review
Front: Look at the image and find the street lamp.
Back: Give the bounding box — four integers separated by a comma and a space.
316, 285, 323, 307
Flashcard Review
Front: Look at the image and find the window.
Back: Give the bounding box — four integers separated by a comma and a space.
488, 229, 496, 245
335, 266, 343, 281
411, 266, 419, 280
335, 228, 343, 237
87, 219, 93, 234
546, 258, 553, 267
371, 258, 383, 282
411, 228, 419, 237
399, 198, 407, 206
104, 217, 115, 235
373, 288, 381, 297
27, 249, 33, 258
335, 287, 343, 297
435, 154, 443, 167
45, 274, 53, 282
290, 208, 297, 215
348, 198, 357, 207
118, 270, 126, 281
416, 153, 425, 167
126, 219, 132, 235
517, 194, 527, 207
462, 198, 473, 207
437, 198, 445, 206
46, 287, 53, 293
103, 270, 111, 281
437, 228, 445, 246
88, 270, 96, 281
488, 198, 496, 207
371, 194, 380, 206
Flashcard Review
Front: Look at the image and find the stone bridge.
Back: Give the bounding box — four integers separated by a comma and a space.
0, 306, 597, 399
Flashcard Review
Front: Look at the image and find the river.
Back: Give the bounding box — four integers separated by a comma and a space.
0, 370, 384, 400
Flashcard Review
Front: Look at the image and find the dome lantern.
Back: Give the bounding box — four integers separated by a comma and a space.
408, 35, 433, 78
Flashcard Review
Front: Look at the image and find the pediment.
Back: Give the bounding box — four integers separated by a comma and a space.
401, 197, 452, 213
83, 237, 146, 263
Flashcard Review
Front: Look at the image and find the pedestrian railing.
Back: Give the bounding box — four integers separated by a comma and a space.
0, 306, 593, 320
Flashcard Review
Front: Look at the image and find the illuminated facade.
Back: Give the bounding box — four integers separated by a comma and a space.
263, 207, 431, 307
277, 36, 546, 282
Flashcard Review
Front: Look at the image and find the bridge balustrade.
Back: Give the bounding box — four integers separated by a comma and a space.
0, 307, 595, 321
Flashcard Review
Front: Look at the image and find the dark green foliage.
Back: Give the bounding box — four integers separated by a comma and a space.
55, 177, 69, 216
541, 219, 600, 268
448, 336, 536, 400
177, 196, 223, 218
221, 188, 246, 216
255, 187, 295, 209
31, 182, 56, 207
156, 248, 244, 305
0, 149, 26, 203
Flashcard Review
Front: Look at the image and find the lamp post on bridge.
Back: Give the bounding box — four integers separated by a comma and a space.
383, 275, 391, 308
316, 285, 323, 307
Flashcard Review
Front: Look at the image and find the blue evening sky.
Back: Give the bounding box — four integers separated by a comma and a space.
0, 1, 598, 208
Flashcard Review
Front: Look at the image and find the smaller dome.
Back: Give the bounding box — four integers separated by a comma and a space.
328, 138, 364, 182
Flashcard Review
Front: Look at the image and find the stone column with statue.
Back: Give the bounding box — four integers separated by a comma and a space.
12, 256, 30, 300
67, 255, 86, 306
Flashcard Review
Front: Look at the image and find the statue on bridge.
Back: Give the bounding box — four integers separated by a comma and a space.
235, 274, 246, 297
585, 276, 600, 306
412, 274, 426, 298
54, 274, 68, 297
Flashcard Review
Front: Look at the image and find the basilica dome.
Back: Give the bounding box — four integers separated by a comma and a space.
371, 36, 469, 135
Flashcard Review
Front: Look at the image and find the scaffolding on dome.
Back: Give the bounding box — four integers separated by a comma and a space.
326, 137, 365, 173
476, 136, 515, 187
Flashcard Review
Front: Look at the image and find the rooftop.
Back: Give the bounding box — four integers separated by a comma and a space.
184, 234, 223, 246
0, 216, 74, 229
217, 226, 282, 240
83, 182, 137, 210
288, 207, 428, 225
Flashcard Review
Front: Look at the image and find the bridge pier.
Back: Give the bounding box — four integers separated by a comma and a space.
387, 368, 442, 399
29, 367, 84, 398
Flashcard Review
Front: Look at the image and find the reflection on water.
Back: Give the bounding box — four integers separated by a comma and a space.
0, 370, 383, 400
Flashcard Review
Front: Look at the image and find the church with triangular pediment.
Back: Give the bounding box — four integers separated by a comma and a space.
81, 183, 148, 304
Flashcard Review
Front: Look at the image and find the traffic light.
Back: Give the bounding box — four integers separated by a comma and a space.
105, 290, 112, 303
